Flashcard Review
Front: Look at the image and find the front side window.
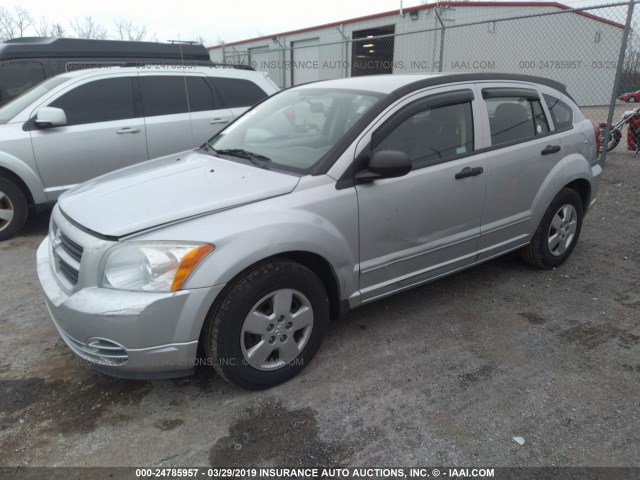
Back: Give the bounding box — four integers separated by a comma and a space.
209, 88, 381, 172
375, 101, 474, 167
49, 77, 135, 125
486, 96, 549, 146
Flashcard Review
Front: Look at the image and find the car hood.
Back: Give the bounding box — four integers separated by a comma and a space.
58, 151, 300, 237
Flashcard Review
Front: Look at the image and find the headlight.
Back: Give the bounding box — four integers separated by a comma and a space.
101, 242, 214, 292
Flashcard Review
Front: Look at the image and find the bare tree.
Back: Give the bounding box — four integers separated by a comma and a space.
113, 18, 147, 41
0, 6, 33, 40
70, 16, 107, 39
34, 17, 66, 37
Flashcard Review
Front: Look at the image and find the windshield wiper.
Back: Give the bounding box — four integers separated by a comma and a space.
214, 148, 271, 167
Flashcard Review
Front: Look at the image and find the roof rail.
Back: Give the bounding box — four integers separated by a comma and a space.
118, 60, 255, 71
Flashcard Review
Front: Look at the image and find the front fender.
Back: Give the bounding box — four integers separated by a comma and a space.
138, 182, 360, 301
0, 151, 47, 205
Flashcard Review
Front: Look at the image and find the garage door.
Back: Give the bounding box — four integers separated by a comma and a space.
292, 38, 320, 85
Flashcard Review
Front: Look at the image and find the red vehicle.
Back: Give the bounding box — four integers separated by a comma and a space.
619, 89, 640, 103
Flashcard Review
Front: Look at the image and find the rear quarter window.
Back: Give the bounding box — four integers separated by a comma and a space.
543, 94, 573, 130
208, 77, 268, 108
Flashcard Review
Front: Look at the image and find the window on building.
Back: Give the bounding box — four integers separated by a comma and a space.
351, 26, 395, 77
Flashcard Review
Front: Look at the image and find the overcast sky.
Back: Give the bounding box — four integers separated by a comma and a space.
12, 0, 607, 47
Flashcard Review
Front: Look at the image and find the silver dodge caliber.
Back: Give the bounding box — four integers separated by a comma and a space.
37, 73, 603, 389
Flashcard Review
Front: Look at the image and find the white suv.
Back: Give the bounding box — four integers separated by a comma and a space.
0, 65, 278, 240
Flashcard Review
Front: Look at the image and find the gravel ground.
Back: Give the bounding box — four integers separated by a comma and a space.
0, 148, 638, 470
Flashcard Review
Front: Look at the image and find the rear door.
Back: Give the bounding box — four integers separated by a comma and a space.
29, 75, 147, 199
475, 83, 564, 261
355, 86, 487, 301
185, 75, 234, 144
139, 73, 194, 158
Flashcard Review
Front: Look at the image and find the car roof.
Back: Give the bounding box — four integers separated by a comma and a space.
295, 72, 569, 97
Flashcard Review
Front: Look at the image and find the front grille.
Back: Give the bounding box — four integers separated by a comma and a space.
50, 221, 84, 287
59, 233, 83, 263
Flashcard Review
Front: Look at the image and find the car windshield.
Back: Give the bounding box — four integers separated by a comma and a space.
0, 75, 69, 124
208, 88, 382, 173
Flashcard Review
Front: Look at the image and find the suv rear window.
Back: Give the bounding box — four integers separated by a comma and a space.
543, 94, 573, 130
209, 78, 267, 108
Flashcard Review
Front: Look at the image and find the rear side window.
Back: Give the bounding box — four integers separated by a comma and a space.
209, 78, 268, 108
486, 96, 548, 146
375, 101, 474, 168
544, 94, 573, 130
50, 77, 135, 125
140, 76, 188, 116
186, 76, 221, 112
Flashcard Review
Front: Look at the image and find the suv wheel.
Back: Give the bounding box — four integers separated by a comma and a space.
520, 188, 583, 269
0, 177, 28, 242
203, 258, 329, 389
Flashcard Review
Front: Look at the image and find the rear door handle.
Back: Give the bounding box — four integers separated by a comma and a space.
455, 166, 484, 179
541, 144, 561, 155
210, 118, 230, 125
116, 127, 141, 134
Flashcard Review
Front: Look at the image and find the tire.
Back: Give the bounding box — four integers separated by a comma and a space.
629, 96, 636, 103
599, 122, 620, 152
520, 188, 584, 269
0, 176, 28, 242
202, 258, 329, 390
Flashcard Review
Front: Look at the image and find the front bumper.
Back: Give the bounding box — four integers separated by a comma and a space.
37, 238, 225, 379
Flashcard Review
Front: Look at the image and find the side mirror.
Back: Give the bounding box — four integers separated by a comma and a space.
34, 107, 67, 129
355, 150, 412, 182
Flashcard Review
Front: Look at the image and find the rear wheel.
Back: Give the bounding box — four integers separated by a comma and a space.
0, 177, 28, 242
629, 96, 637, 103
203, 258, 329, 390
520, 188, 583, 269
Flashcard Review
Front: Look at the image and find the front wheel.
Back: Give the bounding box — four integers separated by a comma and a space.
629, 96, 637, 103
0, 177, 29, 242
202, 258, 329, 390
599, 122, 621, 152
520, 188, 584, 269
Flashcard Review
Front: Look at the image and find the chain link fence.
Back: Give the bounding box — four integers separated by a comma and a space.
212, 1, 640, 156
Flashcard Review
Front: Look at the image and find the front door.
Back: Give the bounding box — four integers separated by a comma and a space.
356, 87, 487, 302
30, 76, 148, 200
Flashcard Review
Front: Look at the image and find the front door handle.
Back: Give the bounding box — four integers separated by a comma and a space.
210, 118, 230, 125
455, 166, 484, 179
116, 127, 141, 134
541, 144, 561, 155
